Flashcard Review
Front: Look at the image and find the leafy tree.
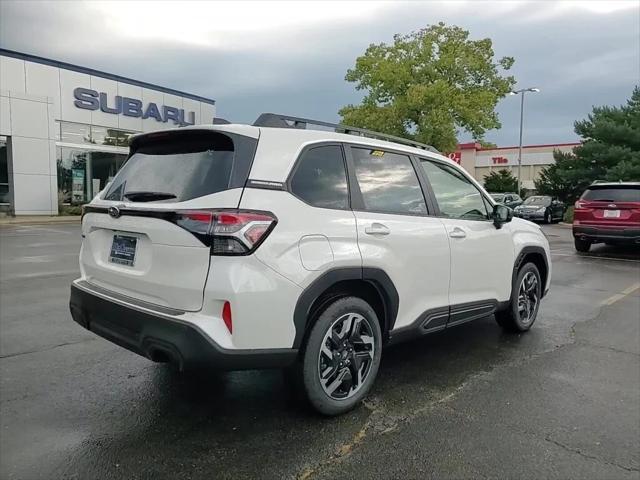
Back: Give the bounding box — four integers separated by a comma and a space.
338, 22, 516, 152
535, 86, 640, 203
483, 169, 518, 193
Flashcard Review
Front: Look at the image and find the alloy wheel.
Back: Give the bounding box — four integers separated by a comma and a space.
517, 271, 539, 325
318, 313, 375, 400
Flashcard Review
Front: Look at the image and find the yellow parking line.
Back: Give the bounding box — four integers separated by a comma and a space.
601, 283, 640, 306
621, 283, 640, 296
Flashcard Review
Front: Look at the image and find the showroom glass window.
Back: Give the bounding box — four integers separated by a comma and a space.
420, 159, 489, 220
56, 122, 132, 204
290, 145, 349, 209
351, 147, 427, 215
59, 122, 132, 147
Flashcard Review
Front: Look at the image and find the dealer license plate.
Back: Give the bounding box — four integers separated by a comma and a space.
109, 234, 137, 267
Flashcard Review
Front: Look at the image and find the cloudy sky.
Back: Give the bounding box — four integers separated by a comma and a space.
1, 0, 638, 146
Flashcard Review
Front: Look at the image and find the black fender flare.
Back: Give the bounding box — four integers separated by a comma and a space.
292, 267, 399, 349
511, 245, 549, 299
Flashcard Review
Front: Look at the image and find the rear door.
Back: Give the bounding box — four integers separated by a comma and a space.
576, 185, 640, 227
80, 129, 258, 312
346, 146, 451, 332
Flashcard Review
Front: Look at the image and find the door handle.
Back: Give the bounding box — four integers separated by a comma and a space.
364, 222, 390, 236
449, 227, 466, 239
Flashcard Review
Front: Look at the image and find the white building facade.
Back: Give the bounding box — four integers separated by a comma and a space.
0, 49, 216, 215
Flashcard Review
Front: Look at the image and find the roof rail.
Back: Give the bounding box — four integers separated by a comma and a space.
252, 113, 439, 153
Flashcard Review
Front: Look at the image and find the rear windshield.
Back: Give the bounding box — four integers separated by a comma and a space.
523, 196, 551, 206
104, 131, 255, 202
581, 186, 640, 203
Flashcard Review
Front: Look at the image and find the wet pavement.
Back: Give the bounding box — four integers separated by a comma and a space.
0, 223, 638, 479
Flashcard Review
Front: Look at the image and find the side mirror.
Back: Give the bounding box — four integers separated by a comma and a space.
493, 204, 513, 229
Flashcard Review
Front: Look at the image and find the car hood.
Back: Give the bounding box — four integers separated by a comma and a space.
511, 216, 543, 230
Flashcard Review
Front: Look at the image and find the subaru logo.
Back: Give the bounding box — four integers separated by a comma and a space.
108, 206, 121, 218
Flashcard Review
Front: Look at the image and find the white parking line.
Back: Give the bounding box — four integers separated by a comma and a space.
551, 252, 640, 263
0, 225, 75, 236
3, 252, 79, 263
0, 269, 79, 281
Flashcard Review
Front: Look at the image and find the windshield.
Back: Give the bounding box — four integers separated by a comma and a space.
523, 196, 551, 206
491, 194, 505, 202
582, 186, 640, 202
104, 132, 238, 202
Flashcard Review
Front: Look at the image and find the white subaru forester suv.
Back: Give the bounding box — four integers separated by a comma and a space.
70, 114, 551, 415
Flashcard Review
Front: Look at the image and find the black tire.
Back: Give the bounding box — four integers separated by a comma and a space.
543, 210, 551, 224
495, 262, 542, 333
301, 296, 382, 416
574, 238, 591, 253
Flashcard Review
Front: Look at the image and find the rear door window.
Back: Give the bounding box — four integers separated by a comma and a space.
104, 131, 255, 202
350, 147, 427, 215
581, 186, 640, 202
290, 145, 349, 209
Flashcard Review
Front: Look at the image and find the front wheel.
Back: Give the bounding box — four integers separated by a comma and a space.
301, 297, 382, 416
496, 262, 542, 332
574, 238, 591, 252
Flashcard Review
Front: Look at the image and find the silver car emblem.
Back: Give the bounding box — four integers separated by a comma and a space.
608, 204, 617, 208
108, 206, 121, 218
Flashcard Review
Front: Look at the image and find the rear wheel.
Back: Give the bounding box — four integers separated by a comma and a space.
301, 297, 382, 416
496, 262, 542, 332
574, 238, 591, 252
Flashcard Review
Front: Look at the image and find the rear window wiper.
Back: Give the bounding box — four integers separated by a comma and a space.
123, 191, 177, 202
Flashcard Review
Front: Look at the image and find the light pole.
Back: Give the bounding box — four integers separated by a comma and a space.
509, 87, 540, 195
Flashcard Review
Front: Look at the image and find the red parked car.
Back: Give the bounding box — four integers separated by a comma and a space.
573, 182, 640, 252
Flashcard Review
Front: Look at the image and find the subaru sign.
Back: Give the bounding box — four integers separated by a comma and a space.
73, 87, 195, 126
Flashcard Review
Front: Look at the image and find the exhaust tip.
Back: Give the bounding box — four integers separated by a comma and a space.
148, 347, 174, 364
144, 340, 184, 370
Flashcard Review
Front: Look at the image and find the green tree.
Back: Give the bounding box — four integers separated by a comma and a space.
338, 22, 516, 152
483, 169, 518, 193
535, 86, 640, 202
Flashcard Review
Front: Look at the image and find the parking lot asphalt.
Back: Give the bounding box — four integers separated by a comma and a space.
0, 223, 638, 479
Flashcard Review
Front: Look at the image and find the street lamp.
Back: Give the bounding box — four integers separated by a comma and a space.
509, 87, 540, 194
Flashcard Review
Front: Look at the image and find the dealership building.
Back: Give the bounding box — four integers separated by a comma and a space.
450, 141, 580, 191
0, 49, 216, 215
1, 48, 580, 215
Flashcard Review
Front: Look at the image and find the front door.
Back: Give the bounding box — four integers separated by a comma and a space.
346, 146, 451, 333
418, 158, 515, 310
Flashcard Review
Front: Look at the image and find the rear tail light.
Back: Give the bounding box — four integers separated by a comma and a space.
174, 210, 277, 255
575, 200, 587, 209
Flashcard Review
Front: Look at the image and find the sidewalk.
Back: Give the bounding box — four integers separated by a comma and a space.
0, 215, 80, 226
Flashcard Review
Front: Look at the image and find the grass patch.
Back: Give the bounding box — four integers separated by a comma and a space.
563, 206, 574, 223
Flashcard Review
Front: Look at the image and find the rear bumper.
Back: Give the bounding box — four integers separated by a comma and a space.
572, 225, 640, 244
69, 281, 298, 370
